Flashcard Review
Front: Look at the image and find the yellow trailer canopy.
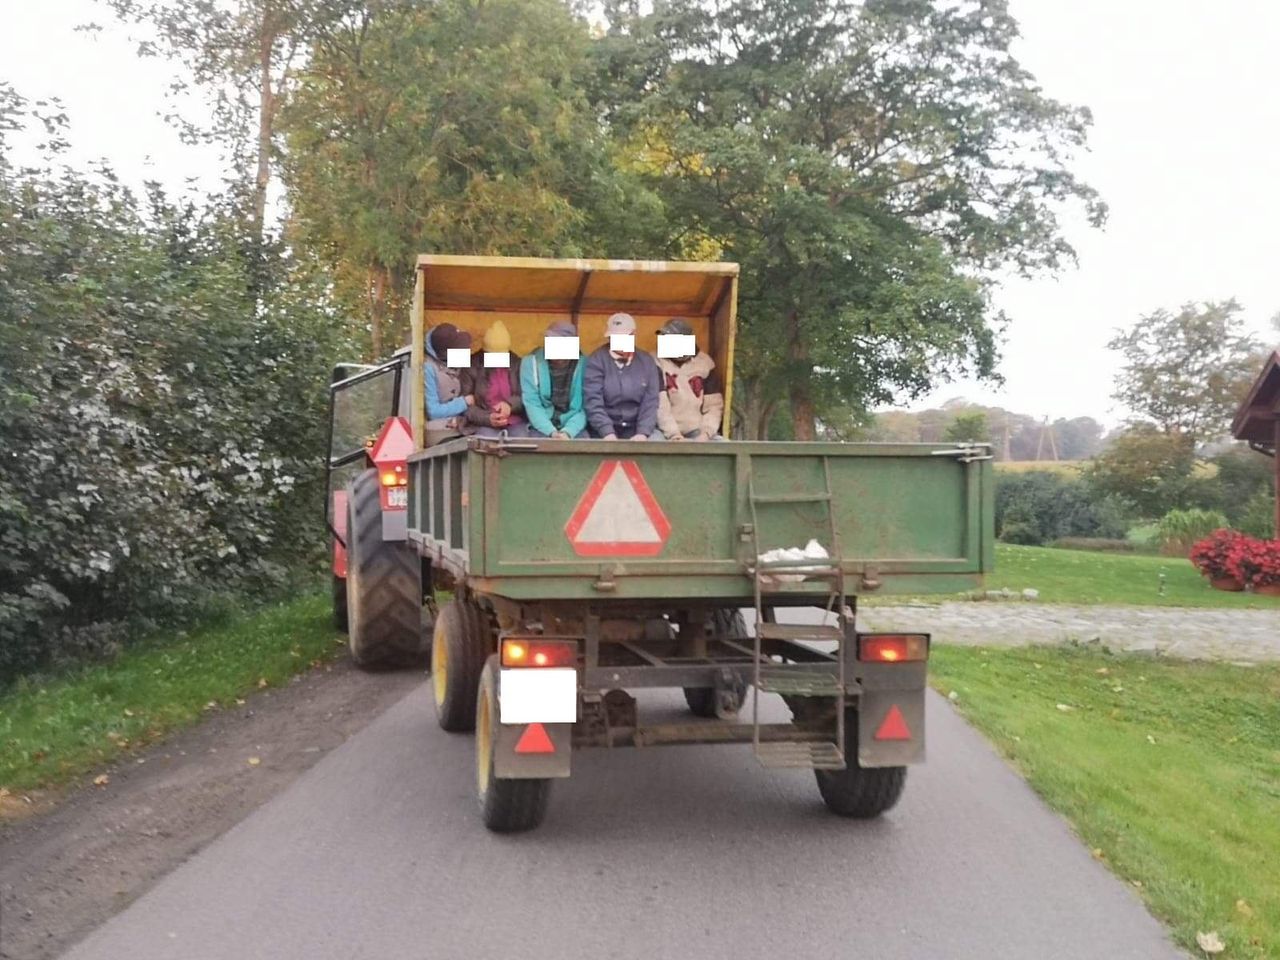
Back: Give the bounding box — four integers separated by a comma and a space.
410, 256, 740, 442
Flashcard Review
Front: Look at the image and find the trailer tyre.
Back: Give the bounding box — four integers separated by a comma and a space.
432, 599, 491, 732
476, 658, 551, 833
815, 711, 907, 818
684, 610, 748, 718
345, 469, 424, 668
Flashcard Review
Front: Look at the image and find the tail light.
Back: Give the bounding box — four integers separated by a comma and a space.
502, 639, 577, 668
858, 634, 929, 663
380, 463, 408, 487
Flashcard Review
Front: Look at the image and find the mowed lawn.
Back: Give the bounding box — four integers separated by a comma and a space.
0, 593, 341, 797
932, 644, 1280, 959
982, 544, 1280, 608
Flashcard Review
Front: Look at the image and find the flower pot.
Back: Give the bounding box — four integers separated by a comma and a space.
1254, 582, 1280, 597
1209, 576, 1245, 592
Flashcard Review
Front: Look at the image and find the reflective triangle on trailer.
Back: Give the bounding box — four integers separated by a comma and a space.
564, 460, 671, 556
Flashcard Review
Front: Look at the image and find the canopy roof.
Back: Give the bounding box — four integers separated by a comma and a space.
416, 255, 738, 319
1231, 350, 1280, 445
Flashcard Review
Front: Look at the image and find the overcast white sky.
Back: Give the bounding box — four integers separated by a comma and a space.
3, 0, 1278, 427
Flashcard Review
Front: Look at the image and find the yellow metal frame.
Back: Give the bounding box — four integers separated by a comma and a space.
409, 255, 741, 445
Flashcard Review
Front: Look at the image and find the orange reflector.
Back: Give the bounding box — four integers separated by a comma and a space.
859, 634, 928, 663
514, 722, 555, 754
503, 640, 528, 665
874, 705, 912, 741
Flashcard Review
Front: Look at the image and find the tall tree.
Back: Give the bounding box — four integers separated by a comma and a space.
100, 0, 353, 239
1108, 300, 1261, 441
278, 0, 645, 356
595, 0, 1104, 439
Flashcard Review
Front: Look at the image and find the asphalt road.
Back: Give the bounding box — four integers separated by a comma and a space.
61, 681, 1183, 960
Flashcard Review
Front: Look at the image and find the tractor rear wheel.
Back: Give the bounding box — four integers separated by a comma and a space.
432, 598, 492, 732
476, 657, 551, 832
344, 468, 423, 668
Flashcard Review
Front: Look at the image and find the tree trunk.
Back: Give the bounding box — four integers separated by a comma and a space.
786, 309, 816, 440
253, 26, 276, 242
368, 265, 387, 359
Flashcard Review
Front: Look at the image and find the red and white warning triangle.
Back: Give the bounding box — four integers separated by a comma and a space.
564, 460, 671, 556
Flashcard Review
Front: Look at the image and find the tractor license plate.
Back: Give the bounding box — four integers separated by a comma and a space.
386, 487, 408, 508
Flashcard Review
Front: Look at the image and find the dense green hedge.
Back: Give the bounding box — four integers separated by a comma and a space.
995, 471, 1131, 546
0, 94, 351, 681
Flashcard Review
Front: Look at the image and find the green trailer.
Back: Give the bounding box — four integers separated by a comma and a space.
326, 255, 994, 832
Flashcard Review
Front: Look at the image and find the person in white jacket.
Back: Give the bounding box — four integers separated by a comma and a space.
655, 318, 726, 441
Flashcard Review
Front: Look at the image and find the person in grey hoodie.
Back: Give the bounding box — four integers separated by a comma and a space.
582, 312, 660, 440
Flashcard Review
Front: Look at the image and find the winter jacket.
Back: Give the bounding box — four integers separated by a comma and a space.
656, 352, 725, 439
460, 354, 524, 431
520, 348, 587, 437
424, 337, 467, 432
583, 348, 660, 439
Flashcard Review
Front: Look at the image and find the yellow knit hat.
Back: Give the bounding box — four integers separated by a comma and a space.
484, 320, 512, 354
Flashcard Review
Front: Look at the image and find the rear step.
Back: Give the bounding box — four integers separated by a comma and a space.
757, 623, 842, 642
754, 741, 845, 770
755, 666, 842, 696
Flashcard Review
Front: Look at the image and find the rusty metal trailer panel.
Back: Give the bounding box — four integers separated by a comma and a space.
406, 438, 993, 603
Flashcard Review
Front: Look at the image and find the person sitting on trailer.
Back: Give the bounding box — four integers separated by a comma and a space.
522, 321, 588, 439
424, 322, 475, 445
460, 320, 529, 438
655, 318, 726, 441
583, 312, 660, 441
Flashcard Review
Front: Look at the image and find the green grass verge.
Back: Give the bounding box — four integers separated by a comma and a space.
983, 544, 1280, 608
931, 644, 1280, 959
0, 592, 342, 795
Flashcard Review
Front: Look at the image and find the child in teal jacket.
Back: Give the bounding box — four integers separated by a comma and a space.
521, 322, 587, 438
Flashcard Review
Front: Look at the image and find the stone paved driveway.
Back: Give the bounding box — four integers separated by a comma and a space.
857, 603, 1280, 663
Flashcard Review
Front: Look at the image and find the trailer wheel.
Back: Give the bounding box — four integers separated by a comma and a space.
432, 599, 491, 732
815, 710, 907, 818
332, 571, 349, 633
344, 469, 423, 668
476, 657, 551, 833
684, 609, 748, 718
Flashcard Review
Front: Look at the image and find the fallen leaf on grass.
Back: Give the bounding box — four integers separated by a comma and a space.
1236, 899, 1253, 919
1147, 735, 1156, 745
1111, 685, 1125, 693
1056, 703, 1074, 712
247, 757, 261, 767
1195, 930, 1225, 954
1090, 848, 1106, 861
257, 678, 269, 688
947, 691, 959, 702
92, 774, 109, 787
122, 708, 134, 717
235, 698, 246, 706
1095, 667, 1110, 676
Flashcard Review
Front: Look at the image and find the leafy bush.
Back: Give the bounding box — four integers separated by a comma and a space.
995, 471, 1132, 546
0, 92, 352, 681
1237, 489, 1276, 540
1188, 529, 1248, 581
1157, 508, 1230, 556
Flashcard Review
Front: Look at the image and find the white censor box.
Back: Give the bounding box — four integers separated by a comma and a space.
544, 335, 579, 360
657, 333, 696, 358
483, 351, 510, 368
445, 348, 471, 368
609, 333, 635, 353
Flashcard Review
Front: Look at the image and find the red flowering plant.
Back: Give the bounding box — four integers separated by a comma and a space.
1228, 537, 1280, 588
1188, 529, 1248, 580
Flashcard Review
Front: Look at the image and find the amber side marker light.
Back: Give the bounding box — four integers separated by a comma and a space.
858, 634, 929, 663
379, 463, 408, 487
501, 639, 576, 668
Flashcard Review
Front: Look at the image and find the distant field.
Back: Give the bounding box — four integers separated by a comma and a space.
994, 460, 1083, 474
